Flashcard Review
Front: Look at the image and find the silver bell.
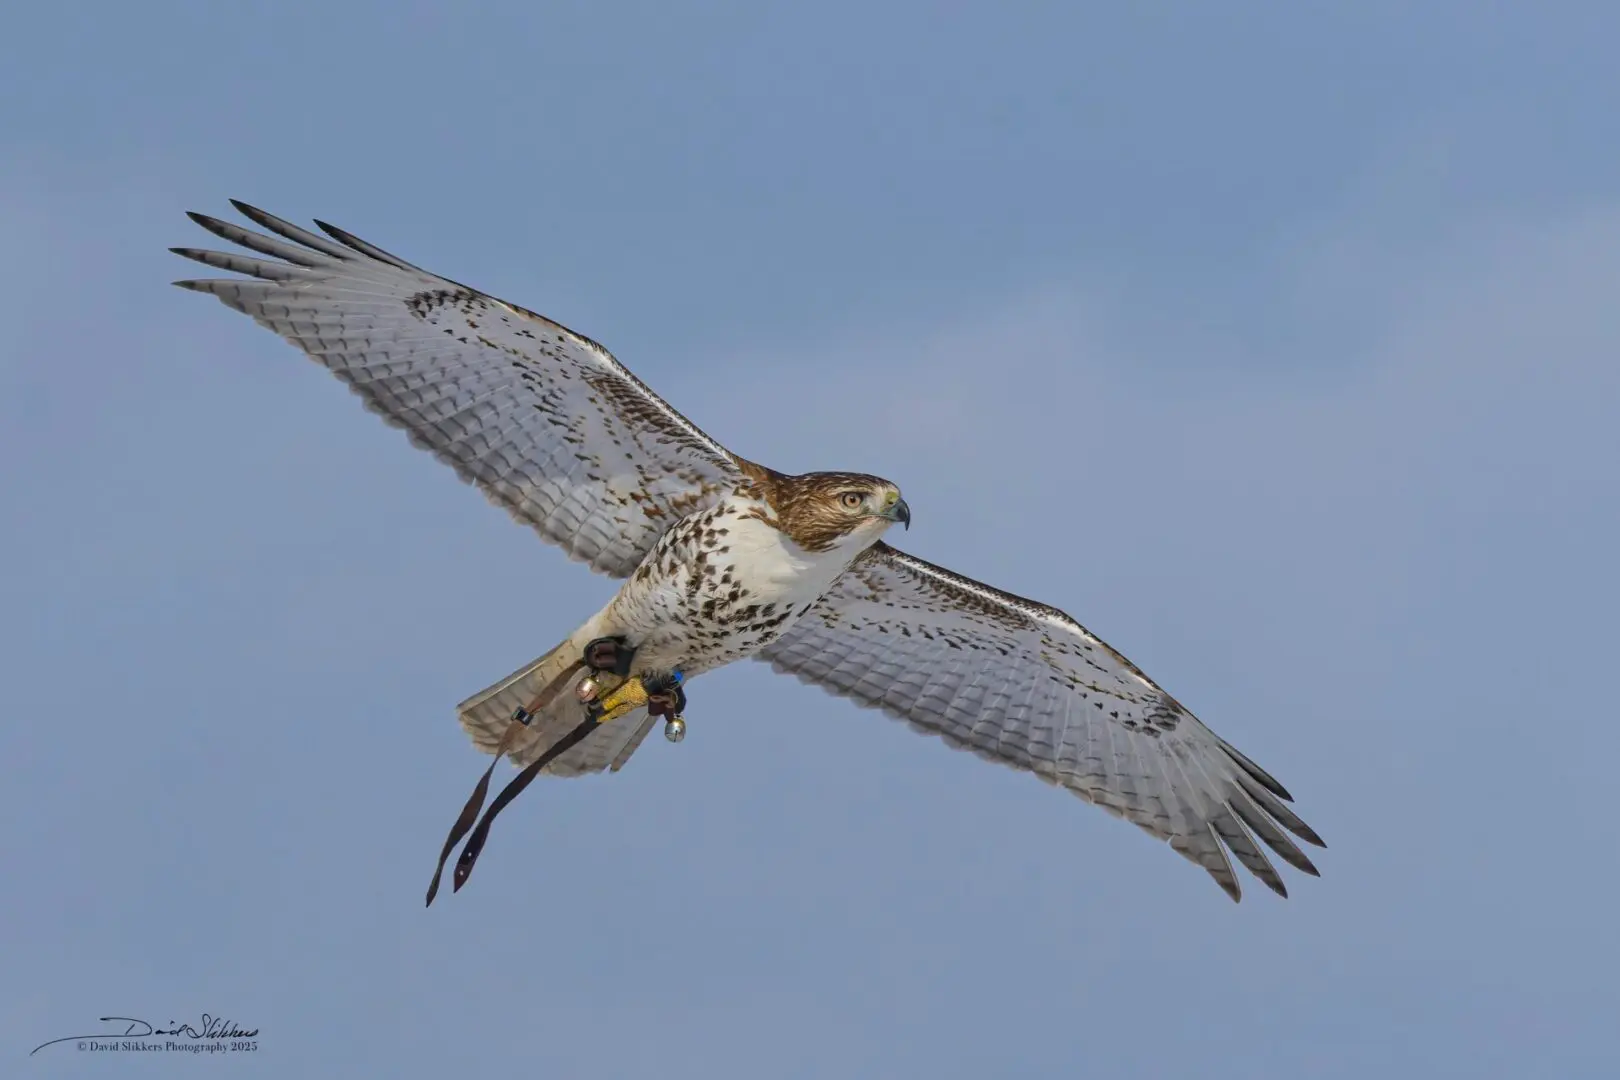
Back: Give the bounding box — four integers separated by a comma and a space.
663, 716, 686, 743
575, 676, 600, 703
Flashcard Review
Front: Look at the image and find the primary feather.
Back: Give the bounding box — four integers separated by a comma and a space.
174, 201, 745, 578
761, 543, 1324, 901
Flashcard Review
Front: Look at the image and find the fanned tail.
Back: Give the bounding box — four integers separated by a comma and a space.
458, 642, 658, 776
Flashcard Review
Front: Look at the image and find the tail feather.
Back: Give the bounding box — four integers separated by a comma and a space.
457, 642, 656, 777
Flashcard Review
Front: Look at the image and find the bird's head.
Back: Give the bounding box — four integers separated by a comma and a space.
770, 471, 910, 554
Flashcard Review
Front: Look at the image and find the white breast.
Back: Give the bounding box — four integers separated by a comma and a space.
723, 510, 852, 603
602, 497, 871, 675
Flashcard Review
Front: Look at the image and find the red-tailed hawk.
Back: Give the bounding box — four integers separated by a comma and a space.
172, 201, 1324, 905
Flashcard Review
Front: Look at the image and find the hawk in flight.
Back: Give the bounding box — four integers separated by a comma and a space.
172, 201, 1324, 905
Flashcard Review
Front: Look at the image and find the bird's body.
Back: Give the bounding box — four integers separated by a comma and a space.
458, 473, 907, 776
172, 201, 1326, 903
606, 486, 883, 679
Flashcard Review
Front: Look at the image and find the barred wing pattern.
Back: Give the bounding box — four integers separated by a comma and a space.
172, 202, 745, 578
760, 543, 1324, 900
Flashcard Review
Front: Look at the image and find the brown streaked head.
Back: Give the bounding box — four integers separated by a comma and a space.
765, 470, 909, 553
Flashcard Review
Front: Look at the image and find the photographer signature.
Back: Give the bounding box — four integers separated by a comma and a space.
30, 1015, 260, 1056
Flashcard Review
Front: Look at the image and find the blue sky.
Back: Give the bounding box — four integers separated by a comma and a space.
4, 3, 1619, 1077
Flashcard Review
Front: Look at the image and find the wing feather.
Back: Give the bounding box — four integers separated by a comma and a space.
173, 201, 747, 577
760, 542, 1324, 901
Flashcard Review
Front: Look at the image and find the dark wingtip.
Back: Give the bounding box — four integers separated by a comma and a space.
1284, 846, 1322, 876
313, 217, 368, 252
1219, 738, 1294, 801
312, 219, 354, 247
1255, 771, 1294, 803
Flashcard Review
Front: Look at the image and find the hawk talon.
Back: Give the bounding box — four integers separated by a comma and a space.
584, 674, 649, 725
584, 670, 686, 727
641, 671, 686, 718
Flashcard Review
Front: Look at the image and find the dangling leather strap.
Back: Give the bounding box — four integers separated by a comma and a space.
446, 713, 603, 895
424, 660, 584, 907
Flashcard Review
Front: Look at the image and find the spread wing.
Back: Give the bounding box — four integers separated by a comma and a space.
172, 201, 747, 578
759, 542, 1324, 901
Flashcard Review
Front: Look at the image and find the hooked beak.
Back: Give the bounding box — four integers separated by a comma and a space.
880, 496, 911, 530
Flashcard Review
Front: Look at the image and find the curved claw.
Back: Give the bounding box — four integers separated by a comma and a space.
585, 671, 686, 725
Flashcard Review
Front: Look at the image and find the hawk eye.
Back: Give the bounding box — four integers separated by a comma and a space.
839, 492, 865, 511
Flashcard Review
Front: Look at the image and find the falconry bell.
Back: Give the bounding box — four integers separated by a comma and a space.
664, 716, 686, 743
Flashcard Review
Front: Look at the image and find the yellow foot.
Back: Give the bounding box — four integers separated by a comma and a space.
585, 671, 687, 726
588, 675, 653, 725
